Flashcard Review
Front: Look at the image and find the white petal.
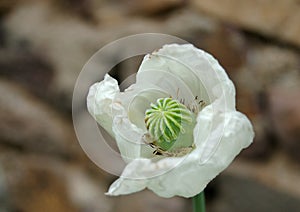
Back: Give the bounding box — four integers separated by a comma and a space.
112, 116, 145, 163
193, 103, 254, 165
105, 160, 150, 196
136, 44, 236, 111
107, 105, 254, 198
87, 74, 124, 136
136, 69, 196, 106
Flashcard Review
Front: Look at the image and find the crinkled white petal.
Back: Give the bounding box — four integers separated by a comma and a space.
87, 74, 124, 136
136, 44, 236, 111
107, 102, 254, 198
136, 69, 196, 107
112, 115, 145, 163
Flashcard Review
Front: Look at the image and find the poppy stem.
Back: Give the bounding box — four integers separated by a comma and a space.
192, 191, 205, 212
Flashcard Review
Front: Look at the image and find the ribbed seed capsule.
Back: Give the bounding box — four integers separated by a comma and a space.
145, 97, 195, 151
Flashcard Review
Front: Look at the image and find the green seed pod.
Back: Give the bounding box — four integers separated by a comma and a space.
145, 98, 195, 151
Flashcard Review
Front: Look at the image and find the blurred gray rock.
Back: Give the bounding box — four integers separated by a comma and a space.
125, 0, 185, 15
113, 189, 189, 212
0, 165, 9, 212
0, 80, 79, 158
64, 166, 113, 212
233, 44, 300, 160
192, 0, 300, 47
0, 48, 54, 101
3, 1, 221, 112
0, 151, 78, 212
4, 1, 105, 111
267, 71, 300, 162
247, 45, 299, 87
211, 174, 300, 212
0, 150, 113, 212
245, 45, 300, 161
0, 0, 21, 18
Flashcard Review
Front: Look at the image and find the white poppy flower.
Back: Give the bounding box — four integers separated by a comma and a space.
87, 44, 254, 198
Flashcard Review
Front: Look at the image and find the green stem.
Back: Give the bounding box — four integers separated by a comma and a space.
192, 191, 206, 212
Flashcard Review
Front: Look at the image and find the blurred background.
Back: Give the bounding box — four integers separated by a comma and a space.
0, 0, 300, 211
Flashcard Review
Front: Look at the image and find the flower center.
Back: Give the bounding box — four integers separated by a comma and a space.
145, 97, 196, 151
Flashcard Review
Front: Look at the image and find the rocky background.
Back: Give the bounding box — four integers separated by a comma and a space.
0, 0, 300, 211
